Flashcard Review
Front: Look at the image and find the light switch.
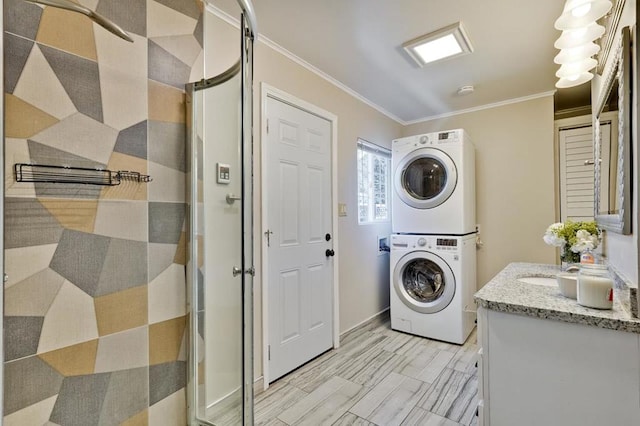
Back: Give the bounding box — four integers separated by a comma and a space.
338, 203, 347, 217
217, 163, 230, 184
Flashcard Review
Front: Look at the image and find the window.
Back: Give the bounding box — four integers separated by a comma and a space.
357, 139, 391, 224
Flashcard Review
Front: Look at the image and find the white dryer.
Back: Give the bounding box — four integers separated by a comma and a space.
390, 233, 476, 344
392, 129, 475, 235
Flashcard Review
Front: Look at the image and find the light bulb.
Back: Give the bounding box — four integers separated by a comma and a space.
567, 74, 581, 81
570, 27, 588, 39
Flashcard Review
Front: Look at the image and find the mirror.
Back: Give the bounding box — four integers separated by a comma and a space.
594, 26, 631, 234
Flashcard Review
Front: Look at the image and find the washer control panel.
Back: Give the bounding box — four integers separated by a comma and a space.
391, 235, 460, 253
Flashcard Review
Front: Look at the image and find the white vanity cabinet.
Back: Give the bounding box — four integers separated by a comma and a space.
477, 306, 640, 426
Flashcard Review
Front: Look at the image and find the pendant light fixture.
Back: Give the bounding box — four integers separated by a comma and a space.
553, 0, 611, 88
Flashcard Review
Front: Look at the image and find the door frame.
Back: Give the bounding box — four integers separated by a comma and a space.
260, 83, 339, 389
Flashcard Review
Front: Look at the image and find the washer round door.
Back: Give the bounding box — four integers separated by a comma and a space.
394, 147, 457, 209
393, 251, 455, 314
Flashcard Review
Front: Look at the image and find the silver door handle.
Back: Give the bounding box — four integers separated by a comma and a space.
226, 194, 241, 205
233, 266, 255, 277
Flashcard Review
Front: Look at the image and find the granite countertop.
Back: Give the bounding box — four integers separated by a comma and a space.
474, 262, 640, 334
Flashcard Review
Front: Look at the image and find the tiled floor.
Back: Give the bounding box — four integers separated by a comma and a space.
253, 313, 479, 426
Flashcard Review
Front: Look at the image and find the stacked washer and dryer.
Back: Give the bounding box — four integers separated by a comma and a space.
390, 129, 476, 345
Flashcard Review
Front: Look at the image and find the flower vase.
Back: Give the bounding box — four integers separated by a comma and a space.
561, 248, 580, 271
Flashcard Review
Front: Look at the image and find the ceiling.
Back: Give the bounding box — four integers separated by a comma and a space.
211, 0, 592, 124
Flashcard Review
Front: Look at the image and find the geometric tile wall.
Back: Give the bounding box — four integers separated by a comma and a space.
3, 0, 204, 424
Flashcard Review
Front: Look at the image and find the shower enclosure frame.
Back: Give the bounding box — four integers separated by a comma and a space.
185, 2, 256, 424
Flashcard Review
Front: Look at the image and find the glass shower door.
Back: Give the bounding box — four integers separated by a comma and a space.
187, 15, 254, 426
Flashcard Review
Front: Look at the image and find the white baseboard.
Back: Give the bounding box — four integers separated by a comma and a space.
340, 307, 390, 337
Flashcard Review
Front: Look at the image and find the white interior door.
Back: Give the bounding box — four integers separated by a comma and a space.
265, 95, 333, 382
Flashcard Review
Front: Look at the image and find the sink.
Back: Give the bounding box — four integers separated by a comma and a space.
517, 276, 557, 287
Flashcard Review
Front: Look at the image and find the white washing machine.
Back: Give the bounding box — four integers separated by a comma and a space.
392, 129, 475, 235
390, 233, 476, 344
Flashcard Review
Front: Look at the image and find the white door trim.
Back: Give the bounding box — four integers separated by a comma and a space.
260, 83, 339, 390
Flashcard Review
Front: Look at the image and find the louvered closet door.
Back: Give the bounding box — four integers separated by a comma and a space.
559, 124, 610, 222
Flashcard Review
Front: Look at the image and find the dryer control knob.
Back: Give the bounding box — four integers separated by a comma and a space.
417, 238, 427, 247
419, 136, 428, 144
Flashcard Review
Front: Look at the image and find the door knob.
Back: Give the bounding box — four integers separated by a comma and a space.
325, 249, 335, 257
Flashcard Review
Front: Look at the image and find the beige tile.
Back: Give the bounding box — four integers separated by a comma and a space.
148, 0, 198, 38
5, 93, 59, 139
121, 409, 148, 426
189, 49, 205, 82
148, 263, 186, 324
94, 285, 148, 336
173, 232, 187, 265
148, 161, 186, 203
38, 281, 99, 353
5, 268, 66, 316
100, 152, 148, 201
13, 45, 77, 120
3, 394, 58, 426
149, 316, 187, 365
94, 326, 148, 373
36, 7, 98, 60
149, 80, 186, 123
39, 199, 98, 233
148, 388, 186, 426
5, 243, 58, 288
401, 407, 460, 426
39, 339, 98, 376
95, 30, 148, 130
93, 200, 148, 241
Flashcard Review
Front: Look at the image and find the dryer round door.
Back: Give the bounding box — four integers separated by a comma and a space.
393, 251, 455, 314
394, 148, 457, 209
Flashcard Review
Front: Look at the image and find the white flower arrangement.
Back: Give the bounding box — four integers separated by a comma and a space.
543, 221, 601, 263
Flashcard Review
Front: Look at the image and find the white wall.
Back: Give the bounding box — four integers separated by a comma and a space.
402, 96, 557, 287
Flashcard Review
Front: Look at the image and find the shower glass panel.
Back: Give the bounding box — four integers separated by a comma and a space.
187, 10, 255, 426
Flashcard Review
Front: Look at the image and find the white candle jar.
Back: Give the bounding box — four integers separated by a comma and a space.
577, 264, 614, 309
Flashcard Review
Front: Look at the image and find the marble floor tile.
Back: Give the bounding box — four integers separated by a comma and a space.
277, 376, 364, 426
256, 318, 479, 426
417, 368, 478, 425
350, 372, 430, 426
401, 407, 461, 426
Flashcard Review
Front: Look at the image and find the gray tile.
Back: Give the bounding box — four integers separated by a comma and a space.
194, 13, 203, 47
5, 197, 64, 249
95, 237, 148, 297
50, 230, 111, 297
148, 120, 186, 172
4, 316, 45, 361
333, 412, 375, 425
50, 373, 112, 426
149, 361, 186, 405
96, 0, 146, 37
337, 348, 408, 388
39, 44, 103, 122
98, 367, 148, 426
4, 356, 64, 415
27, 140, 105, 199
401, 407, 461, 426
5, 0, 43, 41
148, 41, 191, 89
351, 372, 429, 426
114, 120, 147, 160
417, 369, 477, 425
278, 376, 364, 426
5, 32, 35, 94
254, 381, 308, 425
154, 0, 200, 19
148, 202, 185, 244
148, 242, 178, 281
5, 268, 66, 317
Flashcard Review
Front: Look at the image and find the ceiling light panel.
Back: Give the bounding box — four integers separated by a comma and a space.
403, 22, 474, 67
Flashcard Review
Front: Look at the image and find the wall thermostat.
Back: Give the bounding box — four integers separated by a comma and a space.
217, 163, 230, 184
